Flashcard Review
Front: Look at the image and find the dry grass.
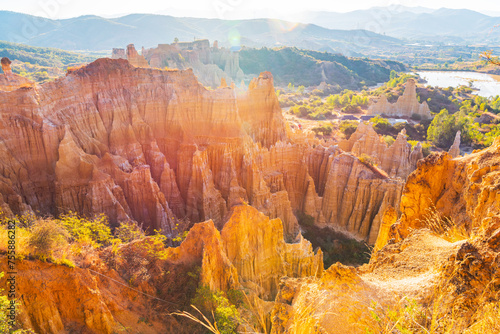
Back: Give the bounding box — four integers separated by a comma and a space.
418, 207, 469, 242
172, 305, 220, 334
241, 292, 271, 334
465, 302, 500, 333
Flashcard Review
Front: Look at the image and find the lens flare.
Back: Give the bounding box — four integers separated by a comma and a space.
228, 29, 241, 49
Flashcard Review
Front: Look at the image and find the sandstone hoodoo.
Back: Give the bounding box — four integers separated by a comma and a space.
0, 59, 404, 243
0, 57, 34, 91
448, 130, 461, 158
1, 57, 12, 75
368, 78, 432, 119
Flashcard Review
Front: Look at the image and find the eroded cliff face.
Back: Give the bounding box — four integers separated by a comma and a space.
5, 205, 321, 333
0, 58, 404, 243
267, 135, 500, 334
0, 257, 174, 334
385, 138, 500, 241
339, 122, 423, 179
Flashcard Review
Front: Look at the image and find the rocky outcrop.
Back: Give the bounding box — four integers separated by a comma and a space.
368, 79, 431, 119
0, 257, 172, 334
318, 153, 404, 244
339, 122, 422, 179
0, 57, 34, 91
376, 137, 500, 244
125, 44, 149, 68
1, 57, 12, 75
271, 229, 463, 334
220, 205, 323, 299
449, 131, 461, 158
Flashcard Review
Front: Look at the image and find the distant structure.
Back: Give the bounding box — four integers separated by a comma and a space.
111, 44, 149, 68
111, 48, 126, 60
367, 79, 431, 119
110, 39, 244, 88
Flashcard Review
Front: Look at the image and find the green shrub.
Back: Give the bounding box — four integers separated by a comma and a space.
114, 221, 145, 243
56, 258, 76, 268
359, 153, 377, 167
60, 212, 113, 247
340, 121, 358, 139
341, 105, 362, 114
192, 286, 241, 334
0, 272, 22, 332
383, 135, 395, 146
370, 115, 394, 135
311, 124, 332, 136
297, 211, 315, 227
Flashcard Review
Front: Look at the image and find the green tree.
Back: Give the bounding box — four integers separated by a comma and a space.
327, 94, 341, 108
340, 94, 350, 107
390, 70, 397, 80
427, 109, 461, 149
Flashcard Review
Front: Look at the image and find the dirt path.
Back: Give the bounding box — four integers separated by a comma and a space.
361, 230, 465, 300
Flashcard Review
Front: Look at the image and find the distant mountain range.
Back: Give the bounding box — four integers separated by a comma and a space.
290, 6, 500, 44
1, 6, 498, 56
0, 10, 400, 54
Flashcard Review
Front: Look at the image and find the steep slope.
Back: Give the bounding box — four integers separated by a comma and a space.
3, 205, 321, 333
383, 137, 500, 241
339, 122, 423, 179
272, 138, 500, 333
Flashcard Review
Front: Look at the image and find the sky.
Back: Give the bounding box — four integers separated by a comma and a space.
0, 0, 499, 20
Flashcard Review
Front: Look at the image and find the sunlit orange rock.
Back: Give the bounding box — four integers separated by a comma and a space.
0, 58, 405, 243
0, 57, 34, 91
126, 44, 149, 68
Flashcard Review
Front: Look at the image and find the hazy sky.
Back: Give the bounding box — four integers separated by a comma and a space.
1, 0, 499, 19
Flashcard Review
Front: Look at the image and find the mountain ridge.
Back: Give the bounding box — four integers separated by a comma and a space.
0, 10, 401, 53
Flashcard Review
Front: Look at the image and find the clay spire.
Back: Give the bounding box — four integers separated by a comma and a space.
449, 131, 461, 158
1, 57, 12, 76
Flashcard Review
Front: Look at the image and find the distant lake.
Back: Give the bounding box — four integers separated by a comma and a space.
416, 71, 500, 98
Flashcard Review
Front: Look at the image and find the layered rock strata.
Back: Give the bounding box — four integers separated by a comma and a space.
125, 44, 149, 68
163, 205, 323, 299
377, 137, 500, 243
0, 58, 403, 242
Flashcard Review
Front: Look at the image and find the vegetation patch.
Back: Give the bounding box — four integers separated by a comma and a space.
297, 212, 371, 268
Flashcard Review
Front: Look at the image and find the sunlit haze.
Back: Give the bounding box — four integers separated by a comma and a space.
0, 0, 499, 19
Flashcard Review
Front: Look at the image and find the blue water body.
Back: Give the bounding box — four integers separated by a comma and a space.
416, 71, 500, 98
